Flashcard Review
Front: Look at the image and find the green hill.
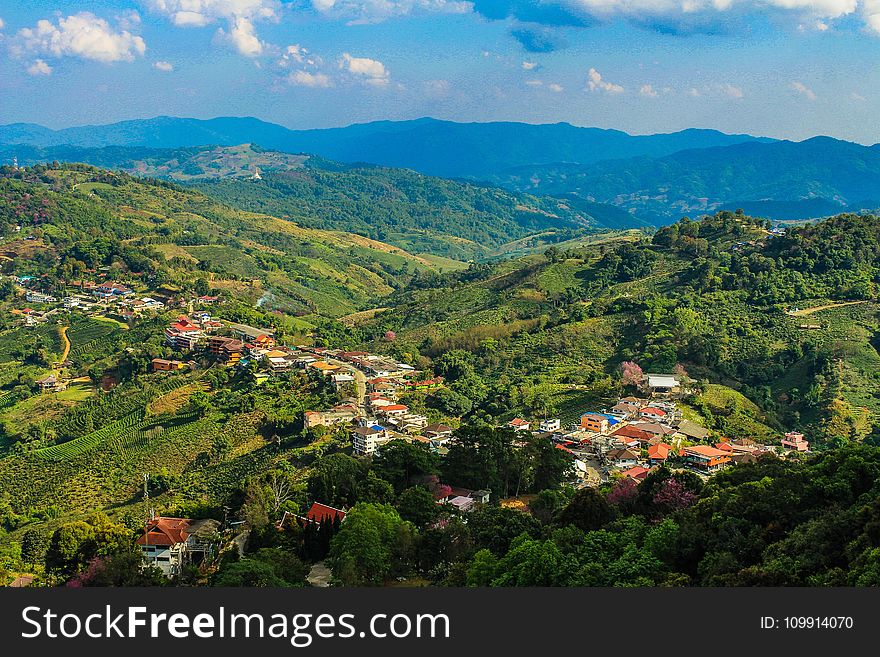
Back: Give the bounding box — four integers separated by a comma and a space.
3, 145, 608, 260
0, 163, 447, 318
348, 211, 880, 445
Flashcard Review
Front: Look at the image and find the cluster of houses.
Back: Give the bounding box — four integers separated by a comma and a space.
299, 347, 451, 456
506, 385, 805, 484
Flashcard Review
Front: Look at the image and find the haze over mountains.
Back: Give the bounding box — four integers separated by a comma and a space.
0, 116, 770, 179
2, 116, 880, 225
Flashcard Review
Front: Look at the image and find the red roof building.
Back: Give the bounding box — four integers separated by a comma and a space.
648, 443, 673, 462
136, 517, 193, 547
305, 502, 347, 525
621, 465, 650, 481
612, 424, 655, 444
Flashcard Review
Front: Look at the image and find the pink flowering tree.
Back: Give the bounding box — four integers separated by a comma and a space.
607, 478, 638, 507
653, 478, 698, 513
619, 361, 644, 388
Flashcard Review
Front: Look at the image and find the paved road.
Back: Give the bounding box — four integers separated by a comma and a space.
325, 357, 368, 415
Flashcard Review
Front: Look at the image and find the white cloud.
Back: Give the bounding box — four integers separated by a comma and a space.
548, 82, 564, 92
214, 15, 265, 56
339, 52, 390, 85
27, 59, 53, 76
279, 44, 313, 66
522, 60, 538, 70
790, 80, 817, 100
289, 70, 332, 87
16, 13, 146, 63
311, 0, 471, 24
526, 78, 543, 86
688, 87, 701, 97
721, 83, 743, 98
153, 60, 174, 72
864, 0, 880, 32
0, 17, 5, 30
117, 10, 142, 30
147, 1, 280, 25
424, 79, 451, 97
639, 83, 659, 97
586, 67, 624, 94
851, 91, 866, 101
147, 1, 279, 56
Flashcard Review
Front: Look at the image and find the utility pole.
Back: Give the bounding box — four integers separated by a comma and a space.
143, 472, 150, 555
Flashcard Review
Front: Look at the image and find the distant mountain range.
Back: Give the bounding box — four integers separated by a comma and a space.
2, 115, 879, 224
493, 137, 880, 222
0, 116, 769, 178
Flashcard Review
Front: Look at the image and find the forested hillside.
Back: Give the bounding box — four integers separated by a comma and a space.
1, 146, 606, 260
0, 164, 878, 590
0, 163, 451, 318
347, 211, 880, 446
493, 137, 880, 223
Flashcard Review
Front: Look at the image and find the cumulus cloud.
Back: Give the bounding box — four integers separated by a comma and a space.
153, 60, 174, 71
16, 12, 146, 63
548, 82, 564, 92
525, 78, 543, 86
311, 0, 471, 24
587, 67, 624, 93
0, 18, 5, 30
851, 91, 866, 101
866, 0, 880, 31
27, 59, 53, 76
790, 80, 817, 100
214, 15, 265, 56
289, 69, 332, 87
639, 83, 659, 97
147, 0, 278, 56
339, 52, 390, 85
522, 60, 539, 70
278, 44, 321, 67
147, 1, 280, 25
470, 0, 876, 37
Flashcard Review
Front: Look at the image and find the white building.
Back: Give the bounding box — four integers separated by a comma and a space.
138, 516, 219, 577
352, 425, 389, 456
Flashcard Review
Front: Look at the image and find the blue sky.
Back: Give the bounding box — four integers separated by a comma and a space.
1, 1, 879, 143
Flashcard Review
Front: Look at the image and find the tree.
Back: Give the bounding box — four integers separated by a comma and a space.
20, 528, 48, 567
619, 361, 643, 388
467, 505, 541, 555
308, 453, 368, 507
525, 434, 573, 492
443, 425, 520, 498
557, 488, 614, 532
69, 551, 166, 587
45, 515, 132, 579
373, 439, 439, 493
395, 487, 440, 528
212, 560, 288, 587
328, 503, 414, 586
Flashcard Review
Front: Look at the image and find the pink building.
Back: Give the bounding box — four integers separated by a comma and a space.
781, 431, 809, 452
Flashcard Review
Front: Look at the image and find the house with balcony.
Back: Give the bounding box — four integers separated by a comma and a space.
683, 445, 732, 473
138, 516, 220, 577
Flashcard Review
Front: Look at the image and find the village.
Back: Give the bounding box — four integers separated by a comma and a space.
6, 274, 817, 583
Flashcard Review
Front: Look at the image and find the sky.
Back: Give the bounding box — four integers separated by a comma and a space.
0, 1, 879, 143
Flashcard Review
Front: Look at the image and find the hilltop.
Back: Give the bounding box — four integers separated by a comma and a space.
0, 146, 610, 260
0, 164, 448, 319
